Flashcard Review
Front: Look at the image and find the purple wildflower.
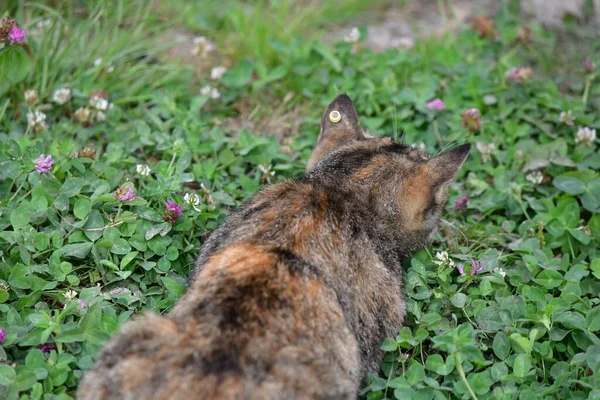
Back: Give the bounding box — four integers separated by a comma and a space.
77, 299, 87, 307
426, 98, 446, 111
0, 328, 6, 344
8, 27, 26, 45
34, 154, 55, 173
39, 344, 55, 353
456, 264, 465, 275
584, 57, 596, 74
115, 187, 136, 202
470, 259, 484, 276
453, 195, 470, 211
164, 200, 184, 223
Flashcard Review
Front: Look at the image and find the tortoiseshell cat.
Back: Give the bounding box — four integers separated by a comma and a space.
78, 94, 470, 399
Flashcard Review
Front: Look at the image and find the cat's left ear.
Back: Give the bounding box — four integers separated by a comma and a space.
306, 94, 366, 172
427, 144, 471, 188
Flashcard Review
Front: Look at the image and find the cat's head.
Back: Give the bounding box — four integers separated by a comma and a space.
307, 94, 470, 251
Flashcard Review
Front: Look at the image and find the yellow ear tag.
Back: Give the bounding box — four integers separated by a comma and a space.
329, 110, 341, 123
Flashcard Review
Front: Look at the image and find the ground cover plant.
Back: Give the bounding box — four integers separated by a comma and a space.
0, 1, 599, 399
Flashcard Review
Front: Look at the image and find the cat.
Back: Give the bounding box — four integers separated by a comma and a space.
77, 94, 470, 400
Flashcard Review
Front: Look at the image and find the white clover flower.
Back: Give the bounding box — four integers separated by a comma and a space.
24, 89, 39, 106
52, 88, 71, 105
575, 126, 596, 146
210, 66, 228, 80
526, 171, 544, 185
64, 290, 78, 301
343, 27, 360, 43
27, 110, 48, 133
494, 268, 507, 277
433, 251, 454, 267
136, 164, 151, 176
89, 96, 110, 111
559, 110, 575, 126
476, 142, 496, 162
184, 193, 202, 212
192, 36, 215, 57
73, 107, 92, 124
200, 85, 220, 99
258, 164, 276, 183
95, 111, 106, 122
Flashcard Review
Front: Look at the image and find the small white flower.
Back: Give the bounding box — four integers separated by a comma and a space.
494, 268, 507, 277
433, 251, 454, 267
526, 171, 544, 185
575, 126, 596, 146
73, 107, 92, 124
210, 66, 228, 80
136, 164, 151, 176
192, 36, 215, 57
200, 85, 220, 99
343, 27, 360, 43
106, 65, 115, 73
559, 110, 575, 126
24, 89, 39, 105
476, 142, 496, 162
64, 290, 78, 301
184, 193, 202, 212
258, 164, 276, 183
90, 96, 110, 111
27, 110, 48, 132
95, 111, 106, 122
52, 88, 71, 105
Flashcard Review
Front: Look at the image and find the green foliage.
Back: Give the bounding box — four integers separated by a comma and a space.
1, 1, 599, 399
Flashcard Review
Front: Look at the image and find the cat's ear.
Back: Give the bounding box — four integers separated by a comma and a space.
306, 94, 365, 172
427, 144, 471, 188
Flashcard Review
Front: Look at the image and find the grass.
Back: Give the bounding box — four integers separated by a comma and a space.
1, 0, 600, 399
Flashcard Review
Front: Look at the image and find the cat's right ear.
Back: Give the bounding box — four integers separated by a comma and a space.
306, 94, 365, 172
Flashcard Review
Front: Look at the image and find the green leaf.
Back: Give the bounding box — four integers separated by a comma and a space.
84, 210, 105, 241
513, 354, 531, 378
222, 60, 254, 87
74, 198, 92, 219
60, 177, 86, 197
450, 293, 468, 308
111, 239, 132, 255
380, 338, 398, 352
10, 205, 31, 229
60, 242, 93, 259
533, 270, 563, 289
0, 365, 16, 386
587, 307, 600, 332
313, 42, 342, 72
553, 175, 586, 194
509, 333, 533, 355
493, 332, 510, 360
406, 363, 426, 386
120, 251, 139, 269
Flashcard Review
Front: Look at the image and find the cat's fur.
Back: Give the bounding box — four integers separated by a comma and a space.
77, 94, 470, 400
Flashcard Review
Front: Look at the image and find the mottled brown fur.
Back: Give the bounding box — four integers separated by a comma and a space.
78, 94, 470, 400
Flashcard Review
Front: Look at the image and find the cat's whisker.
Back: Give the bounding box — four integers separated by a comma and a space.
441, 218, 468, 243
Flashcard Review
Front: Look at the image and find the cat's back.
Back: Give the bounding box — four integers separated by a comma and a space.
77, 179, 361, 400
